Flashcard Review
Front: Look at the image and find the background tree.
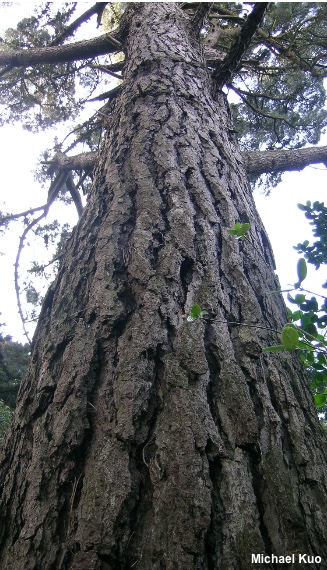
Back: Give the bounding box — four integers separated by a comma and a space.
0, 334, 30, 408
0, 3, 327, 568
0, 331, 29, 452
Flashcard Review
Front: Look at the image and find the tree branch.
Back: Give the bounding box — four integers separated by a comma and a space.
243, 145, 327, 176
15, 211, 47, 344
45, 153, 88, 218
65, 172, 83, 218
87, 84, 122, 102
229, 85, 295, 128
192, 3, 214, 32
213, 2, 270, 89
1, 152, 95, 228
256, 28, 326, 77
49, 4, 109, 47
87, 63, 123, 80
229, 84, 291, 102
0, 205, 47, 224
44, 151, 97, 174
0, 33, 122, 68
207, 4, 245, 24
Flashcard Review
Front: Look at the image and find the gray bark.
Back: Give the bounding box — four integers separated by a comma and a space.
45, 143, 327, 185
0, 33, 121, 68
244, 145, 327, 176
0, 4, 326, 569
46, 151, 97, 175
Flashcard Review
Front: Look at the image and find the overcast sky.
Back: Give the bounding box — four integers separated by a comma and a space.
0, 3, 327, 344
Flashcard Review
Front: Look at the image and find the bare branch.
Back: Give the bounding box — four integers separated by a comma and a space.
213, 2, 270, 89
87, 84, 122, 102
75, 171, 91, 192
243, 145, 327, 176
208, 4, 245, 24
65, 173, 83, 218
28, 253, 64, 274
100, 60, 125, 72
87, 63, 123, 80
45, 172, 80, 217
0, 205, 47, 224
43, 151, 98, 173
15, 211, 47, 344
0, 33, 122, 68
49, 4, 109, 47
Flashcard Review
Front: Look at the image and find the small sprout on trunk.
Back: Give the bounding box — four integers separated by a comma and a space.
187, 304, 209, 322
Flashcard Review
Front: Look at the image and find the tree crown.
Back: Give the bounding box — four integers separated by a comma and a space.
0, 1, 327, 340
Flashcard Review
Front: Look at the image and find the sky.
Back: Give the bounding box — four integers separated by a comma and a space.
0, 3, 327, 344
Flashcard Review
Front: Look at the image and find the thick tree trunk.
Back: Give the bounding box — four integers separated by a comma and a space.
1, 4, 327, 569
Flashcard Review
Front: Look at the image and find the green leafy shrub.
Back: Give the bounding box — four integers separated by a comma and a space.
0, 399, 13, 445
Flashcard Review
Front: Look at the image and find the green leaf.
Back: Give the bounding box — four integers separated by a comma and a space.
289, 310, 303, 322
281, 326, 299, 350
303, 323, 318, 336
315, 334, 325, 343
286, 307, 293, 318
297, 258, 307, 283
311, 371, 327, 388
314, 393, 327, 408
187, 304, 208, 322
306, 351, 315, 364
294, 294, 306, 304
191, 304, 202, 317
227, 222, 250, 240
287, 293, 306, 305
300, 297, 318, 312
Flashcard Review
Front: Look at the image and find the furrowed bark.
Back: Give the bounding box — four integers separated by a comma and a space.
52, 140, 327, 180
0, 4, 326, 570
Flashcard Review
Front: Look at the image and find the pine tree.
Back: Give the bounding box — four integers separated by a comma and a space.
0, 4, 327, 569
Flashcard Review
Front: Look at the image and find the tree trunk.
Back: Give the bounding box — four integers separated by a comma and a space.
1, 4, 327, 569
